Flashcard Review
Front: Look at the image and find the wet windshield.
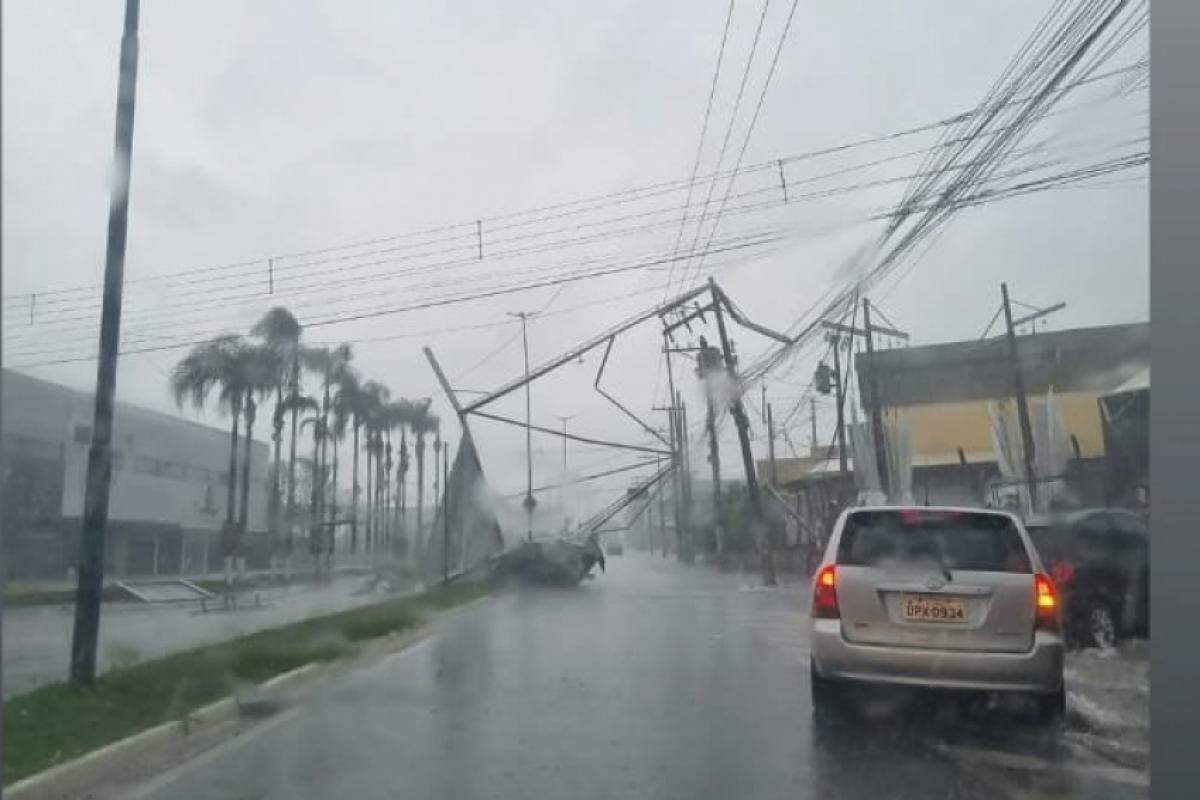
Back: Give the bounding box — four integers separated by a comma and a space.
2, 1, 1149, 798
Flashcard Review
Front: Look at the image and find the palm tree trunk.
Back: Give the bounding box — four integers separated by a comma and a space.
416, 434, 426, 553
239, 393, 256, 533
384, 431, 393, 551
271, 382, 284, 573
375, 437, 385, 550
350, 421, 360, 554
320, 376, 331, 524
238, 393, 257, 580
329, 436, 339, 562
365, 437, 374, 553
224, 395, 242, 589
309, 421, 322, 573
399, 427, 408, 554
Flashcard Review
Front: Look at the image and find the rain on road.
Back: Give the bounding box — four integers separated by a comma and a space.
137, 555, 1145, 800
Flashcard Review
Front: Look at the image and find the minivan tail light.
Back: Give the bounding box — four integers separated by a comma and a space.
813, 565, 839, 619
1034, 573, 1060, 632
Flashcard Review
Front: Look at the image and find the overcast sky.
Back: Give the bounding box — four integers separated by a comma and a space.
2, 1, 1147, 518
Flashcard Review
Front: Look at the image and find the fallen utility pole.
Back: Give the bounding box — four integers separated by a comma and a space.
71, 0, 141, 687
709, 279, 774, 586
1001, 283, 1039, 512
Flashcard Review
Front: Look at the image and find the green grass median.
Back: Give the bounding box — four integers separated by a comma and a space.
2, 579, 490, 785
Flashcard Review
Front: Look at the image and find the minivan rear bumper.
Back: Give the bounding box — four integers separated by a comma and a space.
810, 619, 1063, 693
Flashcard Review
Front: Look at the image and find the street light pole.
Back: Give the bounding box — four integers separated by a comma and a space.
509, 311, 536, 540
556, 415, 573, 529
70, 0, 141, 687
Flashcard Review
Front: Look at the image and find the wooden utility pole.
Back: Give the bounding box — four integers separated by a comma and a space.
809, 398, 817, 456
508, 311, 536, 540
1001, 283, 1038, 511
71, 0, 141, 687
862, 298, 891, 502
654, 405, 683, 560
677, 391, 694, 564
769, 402, 778, 487
656, 453, 668, 557
829, 334, 848, 474
442, 439, 451, 582
710, 279, 773, 585
697, 337, 724, 554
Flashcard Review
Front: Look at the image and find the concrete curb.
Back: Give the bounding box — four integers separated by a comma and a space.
5, 590, 494, 799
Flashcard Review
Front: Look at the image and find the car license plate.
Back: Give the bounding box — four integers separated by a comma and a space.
902, 594, 966, 622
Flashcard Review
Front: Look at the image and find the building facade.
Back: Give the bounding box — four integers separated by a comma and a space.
2, 369, 271, 580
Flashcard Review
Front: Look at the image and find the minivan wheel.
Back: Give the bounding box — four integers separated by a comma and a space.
1032, 686, 1066, 726
1088, 605, 1118, 651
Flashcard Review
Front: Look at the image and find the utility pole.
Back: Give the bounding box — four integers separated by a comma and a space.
1001, 283, 1038, 512
678, 393, 693, 564
829, 334, 848, 474
697, 336, 724, 555
71, 0, 140, 687
709, 279, 773, 585
509, 311, 536, 540
556, 415, 573, 529
862, 298, 891, 502
442, 438, 451, 582
809, 397, 817, 457
769, 403, 778, 487
656, 453, 667, 557
654, 404, 683, 561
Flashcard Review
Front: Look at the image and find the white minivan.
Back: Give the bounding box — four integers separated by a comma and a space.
809, 507, 1065, 721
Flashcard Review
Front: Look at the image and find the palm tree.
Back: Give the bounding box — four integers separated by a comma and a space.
171, 335, 251, 583
359, 380, 390, 552
278, 392, 317, 561
408, 400, 439, 554
249, 307, 302, 563
379, 399, 414, 554
237, 345, 280, 541
300, 344, 353, 531
300, 409, 333, 575
332, 369, 363, 553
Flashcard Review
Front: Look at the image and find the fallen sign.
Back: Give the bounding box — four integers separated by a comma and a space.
116, 579, 216, 603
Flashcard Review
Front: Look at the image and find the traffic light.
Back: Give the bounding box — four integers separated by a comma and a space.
814, 362, 834, 395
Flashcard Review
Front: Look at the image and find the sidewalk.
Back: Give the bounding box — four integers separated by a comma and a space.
2, 570, 418, 698
1064, 639, 1150, 770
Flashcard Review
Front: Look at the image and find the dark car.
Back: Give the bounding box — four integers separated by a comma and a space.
605, 542, 624, 557
1025, 509, 1149, 649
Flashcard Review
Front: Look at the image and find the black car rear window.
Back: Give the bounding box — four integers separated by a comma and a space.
837, 510, 1032, 573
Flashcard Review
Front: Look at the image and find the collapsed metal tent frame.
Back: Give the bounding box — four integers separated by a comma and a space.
421, 279, 796, 574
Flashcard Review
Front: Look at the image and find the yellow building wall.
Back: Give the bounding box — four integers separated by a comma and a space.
903, 391, 1105, 465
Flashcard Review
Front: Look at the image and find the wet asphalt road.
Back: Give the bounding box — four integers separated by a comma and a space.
138, 553, 1146, 800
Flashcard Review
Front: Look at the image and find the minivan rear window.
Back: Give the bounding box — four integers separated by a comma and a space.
837, 510, 1032, 573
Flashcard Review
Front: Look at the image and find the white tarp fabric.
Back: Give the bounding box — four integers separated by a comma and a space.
848, 404, 885, 505
1033, 387, 1076, 511
420, 427, 505, 583
848, 403, 912, 505
988, 399, 1029, 514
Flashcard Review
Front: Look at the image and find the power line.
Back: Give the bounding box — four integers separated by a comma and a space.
662, 0, 738, 303
5, 59, 1142, 314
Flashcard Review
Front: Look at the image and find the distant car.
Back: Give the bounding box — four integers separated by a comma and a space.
605, 542, 624, 556
1024, 509, 1149, 649
809, 507, 1065, 723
